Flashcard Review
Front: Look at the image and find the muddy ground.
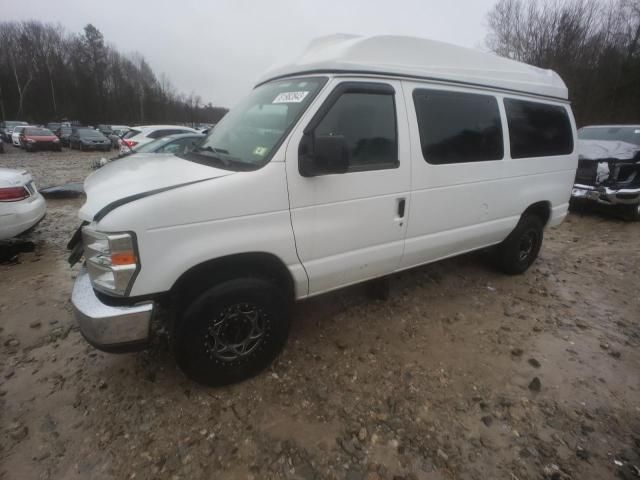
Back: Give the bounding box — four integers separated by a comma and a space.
0, 144, 639, 480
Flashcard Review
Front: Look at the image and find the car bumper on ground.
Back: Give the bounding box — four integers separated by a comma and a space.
571, 183, 640, 206
71, 268, 153, 352
25, 142, 61, 150
82, 143, 111, 150
0, 193, 46, 240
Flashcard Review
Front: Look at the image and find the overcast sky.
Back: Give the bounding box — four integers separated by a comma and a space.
2, 0, 497, 108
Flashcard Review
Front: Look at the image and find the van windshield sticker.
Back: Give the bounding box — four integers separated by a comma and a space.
635, 129, 640, 134
253, 146, 268, 156
273, 91, 309, 104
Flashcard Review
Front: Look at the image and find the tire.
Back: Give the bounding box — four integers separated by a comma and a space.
175, 277, 291, 387
621, 203, 640, 222
494, 214, 544, 275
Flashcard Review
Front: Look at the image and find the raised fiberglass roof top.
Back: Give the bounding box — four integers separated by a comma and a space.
258, 34, 568, 100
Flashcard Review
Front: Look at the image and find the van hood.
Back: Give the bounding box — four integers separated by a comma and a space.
80, 153, 234, 221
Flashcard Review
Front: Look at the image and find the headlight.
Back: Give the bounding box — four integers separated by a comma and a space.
53, 138, 60, 143
27, 138, 35, 143
82, 227, 139, 296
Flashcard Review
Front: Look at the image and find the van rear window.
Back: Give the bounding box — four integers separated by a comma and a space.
504, 99, 573, 159
413, 89, 503, 164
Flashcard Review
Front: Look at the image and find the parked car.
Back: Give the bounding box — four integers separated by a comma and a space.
123, 133, 204, 157
0, 120, 28, 142
106, 125, 130, 148
69, 128, 111, 151
69, 35, 577, 387
11, 125, 30, 147
46, 122, 62, 133
22, 127, 62, 152
571, 125, 640, 220
96, 124, 113, 136
55, 126, 73, 146
119, 125, 199, 154
91, 134, 204, 169
0, 167, 46, 240
0, 138, 4, 154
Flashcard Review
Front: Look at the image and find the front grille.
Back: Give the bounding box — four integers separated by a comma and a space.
575, 159, 598, 186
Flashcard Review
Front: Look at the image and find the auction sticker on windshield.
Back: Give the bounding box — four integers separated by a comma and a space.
273, 91, 309, 103
253, 146, 268, 156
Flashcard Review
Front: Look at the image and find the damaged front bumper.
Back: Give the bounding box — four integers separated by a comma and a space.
71, 267, 153, 352
571, 183, 640, 206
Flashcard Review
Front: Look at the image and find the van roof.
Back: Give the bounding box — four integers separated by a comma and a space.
258, 34, 568, 101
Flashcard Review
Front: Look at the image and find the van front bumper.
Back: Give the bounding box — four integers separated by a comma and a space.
571, 184, 640, 206
71, 268, 153, 353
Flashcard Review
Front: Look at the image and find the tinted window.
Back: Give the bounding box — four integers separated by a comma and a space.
413, 89, 503, 164
77, 128, 106, 139
25, 128, 54, 136
123, 129, 139, 139
504, 99, 573, 158
160, 137, 200, 154
314, 91, 397, 170
148, 129, 173, 139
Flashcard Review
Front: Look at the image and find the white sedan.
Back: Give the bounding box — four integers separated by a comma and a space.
0, 168, 46, 240
11, 125, 29, 147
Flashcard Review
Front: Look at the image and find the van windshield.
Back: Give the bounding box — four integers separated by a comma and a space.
180, 77, 326, 170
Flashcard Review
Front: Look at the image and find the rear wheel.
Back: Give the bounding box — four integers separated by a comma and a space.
175, 277, 291, 387
494, 214, 544, 275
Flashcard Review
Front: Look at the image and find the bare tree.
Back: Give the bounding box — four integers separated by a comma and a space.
0, 20, 228, 124
486, 0, 640, 124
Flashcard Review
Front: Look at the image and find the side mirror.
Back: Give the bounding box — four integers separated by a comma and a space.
299, 134, 349, 177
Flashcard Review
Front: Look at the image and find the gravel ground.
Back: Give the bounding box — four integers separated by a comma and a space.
1, 144, 639, 480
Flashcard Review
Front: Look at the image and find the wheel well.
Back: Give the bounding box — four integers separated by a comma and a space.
523, 201, 552, 226
170, 252, 296, 308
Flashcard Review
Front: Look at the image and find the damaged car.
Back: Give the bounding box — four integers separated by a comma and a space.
572, 125, 640, 221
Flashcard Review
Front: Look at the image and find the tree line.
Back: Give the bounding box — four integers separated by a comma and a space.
486, 0, 640, 126
0, 21, 228, 126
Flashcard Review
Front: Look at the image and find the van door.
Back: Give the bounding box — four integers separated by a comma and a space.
285, 78, 411, 296
400, 82, 509, 269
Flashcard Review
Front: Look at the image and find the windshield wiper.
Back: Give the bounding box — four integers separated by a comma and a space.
191, 145, 231, 166
183, 146, 255, 171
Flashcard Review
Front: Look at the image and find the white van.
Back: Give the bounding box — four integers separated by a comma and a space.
69, 35, 578, 386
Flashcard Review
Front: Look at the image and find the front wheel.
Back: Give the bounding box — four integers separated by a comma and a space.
493, 215, 544, 275
621, 203, 640, 222
175, 277, 291, 387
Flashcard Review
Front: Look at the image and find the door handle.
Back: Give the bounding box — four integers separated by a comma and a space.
397, 198, 406, 218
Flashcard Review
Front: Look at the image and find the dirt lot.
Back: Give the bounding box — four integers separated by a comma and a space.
0, 144, 639, 480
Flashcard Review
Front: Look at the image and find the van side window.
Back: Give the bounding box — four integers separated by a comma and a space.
314, 91, 398, 171
504, 99, 573, 158
413, 89, 503, 164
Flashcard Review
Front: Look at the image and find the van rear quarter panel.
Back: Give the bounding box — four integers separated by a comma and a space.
400, 80, 577, 269
96, 160, 306, 297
